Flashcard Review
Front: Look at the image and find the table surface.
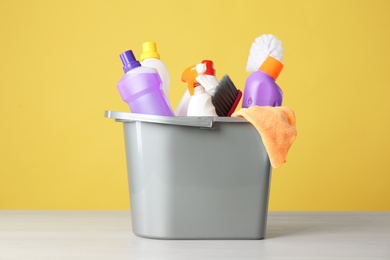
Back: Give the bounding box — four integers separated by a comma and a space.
0, 211, 389, 259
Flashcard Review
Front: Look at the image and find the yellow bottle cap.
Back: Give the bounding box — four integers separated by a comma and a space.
140, 42, 160, 61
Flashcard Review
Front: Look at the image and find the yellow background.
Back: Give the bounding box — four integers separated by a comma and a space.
1, 0, 389, 210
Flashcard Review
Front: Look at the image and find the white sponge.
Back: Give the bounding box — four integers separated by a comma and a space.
246, 34, 284, 72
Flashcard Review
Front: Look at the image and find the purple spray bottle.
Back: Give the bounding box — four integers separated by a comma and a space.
242, 55, 284, 108
117, 50, 174, 116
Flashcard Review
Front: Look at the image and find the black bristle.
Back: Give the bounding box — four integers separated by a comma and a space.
212, 75, 240, 116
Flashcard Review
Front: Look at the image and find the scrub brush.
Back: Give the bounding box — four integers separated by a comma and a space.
211, 75, 242, 117
246, 34, 284, 72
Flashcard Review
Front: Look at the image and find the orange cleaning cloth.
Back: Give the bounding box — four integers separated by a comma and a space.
232, 106, 297, 168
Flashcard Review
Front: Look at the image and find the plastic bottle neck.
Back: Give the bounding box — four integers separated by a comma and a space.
193, 85, 206, 95
120, 50, 141, 73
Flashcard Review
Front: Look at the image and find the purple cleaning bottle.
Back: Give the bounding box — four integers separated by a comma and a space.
242, 56, 284, 107
117, 50, 174, 116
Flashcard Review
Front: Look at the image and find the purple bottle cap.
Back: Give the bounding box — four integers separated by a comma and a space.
120, 50, 141, 73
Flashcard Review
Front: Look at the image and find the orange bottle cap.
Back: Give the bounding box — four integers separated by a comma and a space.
259, 56, 284, 80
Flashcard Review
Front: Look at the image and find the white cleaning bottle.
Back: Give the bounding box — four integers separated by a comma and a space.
175, 89, 191, 116
175, 60, 218, 116
140, 42, 170, 102
181, 64, 217, 117
187, 85, 217, 116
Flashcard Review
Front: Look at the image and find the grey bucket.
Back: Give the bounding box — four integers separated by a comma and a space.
106, 111, 272, 239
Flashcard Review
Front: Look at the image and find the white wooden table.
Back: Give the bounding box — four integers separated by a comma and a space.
1, 211, 389, 259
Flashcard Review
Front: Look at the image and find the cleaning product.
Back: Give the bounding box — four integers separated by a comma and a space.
187, 85, 217, 116
243, 34, 284, 108
117, 50, 174, 116
175, 60, 218, 116
242, 55, 284, 107
196, 60, 242, 117
212, 75, 242, 116
175, 90, 191, 116
195, 60, 219, 95
140, 42, 171, 102
182, 65, 217, 117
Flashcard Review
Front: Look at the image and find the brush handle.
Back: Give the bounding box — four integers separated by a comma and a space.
227, 90, 242, 116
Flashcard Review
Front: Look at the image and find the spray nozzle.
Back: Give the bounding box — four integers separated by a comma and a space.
195, 60, 219, 92
181, 65, 199, 96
